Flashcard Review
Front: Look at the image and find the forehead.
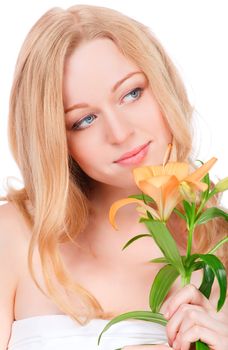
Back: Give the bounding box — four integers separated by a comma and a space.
63, 38, 142, 105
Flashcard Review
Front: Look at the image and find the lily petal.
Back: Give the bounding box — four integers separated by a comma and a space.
162, 177, 182, 219
185, 179, 208, 192
142, 175, 175, 188
132, 167, 154, 187
136, 205, 161, 220
133, 164, 171, 185
163, 162, 189, 180
138, 180, 162, 207
145, 165, 167, 176
109, 198, 143, 230
139, 176, 180, 221
185, 157, 217, 182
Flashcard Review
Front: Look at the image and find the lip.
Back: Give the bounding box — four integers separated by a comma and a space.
114, 141, 151, 165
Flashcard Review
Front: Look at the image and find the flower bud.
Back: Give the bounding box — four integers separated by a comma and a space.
214, 177, 228, 193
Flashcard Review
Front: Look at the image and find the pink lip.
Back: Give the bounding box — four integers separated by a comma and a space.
114, 141, 151, 165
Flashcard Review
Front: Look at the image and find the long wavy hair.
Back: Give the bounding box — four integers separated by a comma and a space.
1, 4, 227, 324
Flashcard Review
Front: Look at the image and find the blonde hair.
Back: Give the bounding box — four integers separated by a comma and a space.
1, 4, 227, 323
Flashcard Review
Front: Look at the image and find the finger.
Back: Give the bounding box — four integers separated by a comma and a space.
166, 304, 228, 345
173, 325, 228, 350
166, 304, 202, 345
164, 284, 212, 320
178, 308, 228, 338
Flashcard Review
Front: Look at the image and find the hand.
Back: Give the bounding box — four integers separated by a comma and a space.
164, 284, 228, 349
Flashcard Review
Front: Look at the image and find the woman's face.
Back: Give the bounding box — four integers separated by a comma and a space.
63, 38, 172, 189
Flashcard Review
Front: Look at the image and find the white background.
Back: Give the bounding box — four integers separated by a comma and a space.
0, 0, 227, 205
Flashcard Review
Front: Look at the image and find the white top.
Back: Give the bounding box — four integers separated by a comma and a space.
8, 315, 168, 349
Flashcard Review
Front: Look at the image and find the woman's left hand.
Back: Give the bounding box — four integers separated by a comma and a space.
164, 284, 228, 350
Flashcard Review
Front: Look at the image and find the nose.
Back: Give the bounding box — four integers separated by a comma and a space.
103, 108, 134, 144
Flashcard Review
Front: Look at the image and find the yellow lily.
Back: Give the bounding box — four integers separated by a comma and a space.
110, 157, 217, 229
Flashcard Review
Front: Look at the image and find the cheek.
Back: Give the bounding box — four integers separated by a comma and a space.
67, 131, 102, 171
139, 98, 171, 139
135, 92, 160, 123
153, 115, 172, 140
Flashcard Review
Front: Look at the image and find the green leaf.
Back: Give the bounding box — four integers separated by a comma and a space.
208, 236, 228, 254
173, 208, 187, 221
198, 254, 227, 311
186, 253, 201, 266
196, 341, 210, 350
201, 172, 210, 201
189, 261, 204, 273
149, 257, 169, 264
196, 207, 228, 225
199, 264, 215, 299
195, 159, 212, 206
203, 172, 210, 186
97, 310, 167, 345
141, 220, 185, 275
149, 264, 179, 312
122, 234, 152, 250
128, 193, 155, 204
146, 210, 154, 220
149, 255, 186, 265
183, 200, 192, 216
183, 200, 193, 227
208, 187, 217, 200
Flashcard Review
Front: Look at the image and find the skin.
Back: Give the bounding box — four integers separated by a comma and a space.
63, 38, 228, 349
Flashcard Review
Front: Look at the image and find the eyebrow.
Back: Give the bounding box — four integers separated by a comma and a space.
64, 71, 142, 114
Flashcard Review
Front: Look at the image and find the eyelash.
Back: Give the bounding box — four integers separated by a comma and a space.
71, 87, 144, 131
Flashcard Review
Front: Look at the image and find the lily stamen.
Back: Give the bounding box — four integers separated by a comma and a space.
162, 143, 173, 168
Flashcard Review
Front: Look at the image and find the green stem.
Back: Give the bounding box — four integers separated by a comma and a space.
195, 188, 216, 220
196, 198, 206, 218
186, 224, 194, 261
186, 202, 197, 261
181, 272, 191, 287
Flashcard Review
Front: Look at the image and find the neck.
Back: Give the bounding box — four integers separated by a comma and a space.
88, 180, 142, 220
79, 181, 187, 258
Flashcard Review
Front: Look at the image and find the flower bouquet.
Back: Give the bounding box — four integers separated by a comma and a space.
98, 145, 228, 349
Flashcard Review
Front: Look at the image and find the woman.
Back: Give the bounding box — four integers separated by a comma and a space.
0, 4, 227, 349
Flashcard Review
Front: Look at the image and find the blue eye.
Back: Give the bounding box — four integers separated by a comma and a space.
123, 87, 143, 102
72, 114, 96, 131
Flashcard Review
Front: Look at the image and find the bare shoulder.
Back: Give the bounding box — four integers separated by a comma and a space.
0, 200, 31, 234
0, 201, 30, 282
0, 202, 30, 349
